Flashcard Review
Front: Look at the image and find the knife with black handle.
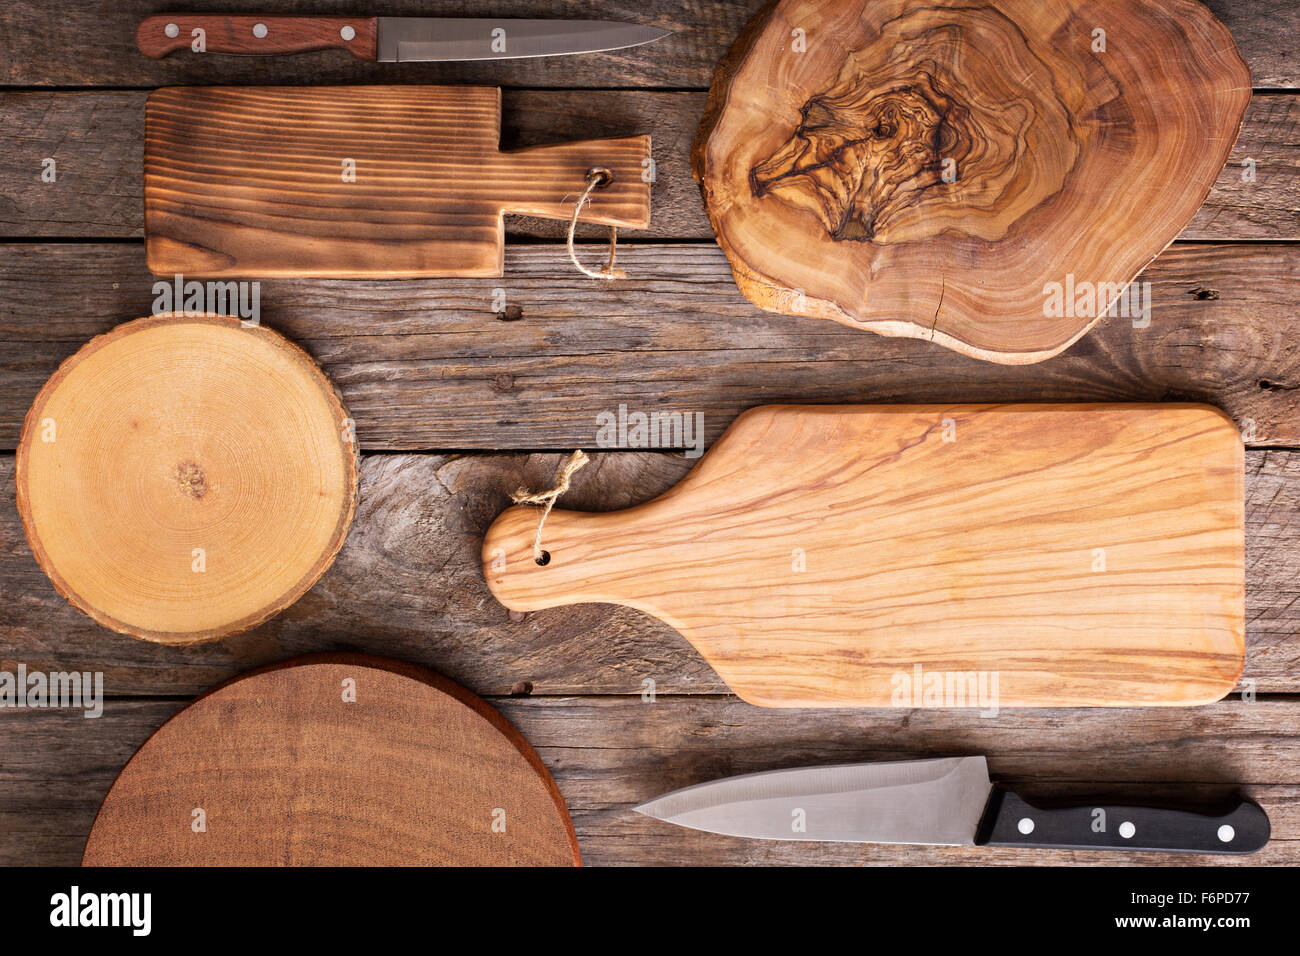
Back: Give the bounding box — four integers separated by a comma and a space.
976, 788, 1269, 853
635, 756, 1270, 854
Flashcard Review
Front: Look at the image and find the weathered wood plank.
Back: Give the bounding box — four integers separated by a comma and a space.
0, 0, 1293, 875
1, 90, 1295, 242
1245, 451, 1300, 660
1200, 0, 1300, 89
0, 700, 188, 867
1195, 93, 1300, 241
1, 242, 1297, 449
537, 697, 1300, 866
0, 0, 1292, 89
1, 451, 1295, 697
1, 696, 1296, 865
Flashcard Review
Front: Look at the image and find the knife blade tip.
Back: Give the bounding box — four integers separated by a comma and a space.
624, 26, 674, 50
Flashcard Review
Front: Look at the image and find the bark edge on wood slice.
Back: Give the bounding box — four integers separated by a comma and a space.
15, 314, 360, 644
693, 0, 1252, 364
82, 654, 581, 866
144, 86, 652, 277
484, 404, 1245, 707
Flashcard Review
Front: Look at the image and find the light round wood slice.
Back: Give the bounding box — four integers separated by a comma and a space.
16, 314, 359, 644
82, 655, 581, 866
694, 0, 1251, 364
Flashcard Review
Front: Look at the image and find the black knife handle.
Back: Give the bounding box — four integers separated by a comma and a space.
976, 788, 1269, 854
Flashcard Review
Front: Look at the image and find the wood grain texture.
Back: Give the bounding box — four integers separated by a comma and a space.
0, 0, 1296, 872
1, 449, 1293, 700
0, 0, 1294, 89
1, 243, 1297, 451
533, 697, 1300, 866
695, 0, 1251, 363
81, 655, 580, 866
485, 405, 1245, 708
4, 695, 1297, 866
15, 315, 359, 644
136, 15, 379, 60
144, 86, 651, 278
2, 90, 1297, 242
1194, 92, 1300, 241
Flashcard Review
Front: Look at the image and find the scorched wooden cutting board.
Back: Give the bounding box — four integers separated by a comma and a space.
144, 85, 651, 277
484, 405, 1245, 708
82, 655, 581, 866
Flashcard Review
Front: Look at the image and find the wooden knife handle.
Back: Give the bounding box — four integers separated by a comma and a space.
977, 789, 1270, 854
137, 15, 379, 59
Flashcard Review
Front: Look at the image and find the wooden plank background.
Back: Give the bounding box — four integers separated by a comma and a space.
0, 0, 1296, 866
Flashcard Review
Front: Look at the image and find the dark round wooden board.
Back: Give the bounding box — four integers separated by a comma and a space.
82, 655, 581, 866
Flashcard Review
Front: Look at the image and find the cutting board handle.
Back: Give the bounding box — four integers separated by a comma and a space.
483, 505, 641, 612
490, 137, 653, 229
137, 15, 379, 59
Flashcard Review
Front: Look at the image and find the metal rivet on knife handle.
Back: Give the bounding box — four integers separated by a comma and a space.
135, 15, 383, 60
979, 789, 1270, 854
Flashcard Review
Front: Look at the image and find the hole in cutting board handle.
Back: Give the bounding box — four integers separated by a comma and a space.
586, 167, 614, 187
535, 550, 552, 567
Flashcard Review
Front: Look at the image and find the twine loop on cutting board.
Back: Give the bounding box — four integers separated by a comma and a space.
510, 450, 589, 565
567, 168, 627, 280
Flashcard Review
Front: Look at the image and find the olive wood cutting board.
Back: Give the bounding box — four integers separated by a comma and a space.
693, 0, 1250, 363
143, 85, 651, 277
82, 655, 581, 866
484, 405, 1245, 708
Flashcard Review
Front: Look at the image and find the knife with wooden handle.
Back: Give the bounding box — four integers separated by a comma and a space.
137, 15, 671, 60
634, 757, 1270, 854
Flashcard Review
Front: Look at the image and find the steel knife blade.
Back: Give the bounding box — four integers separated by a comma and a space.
137, 15, 673, 61
378, 18, 671, 62
634, 756, 1270, 854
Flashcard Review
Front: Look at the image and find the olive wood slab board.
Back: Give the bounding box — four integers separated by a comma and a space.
484, 404, 1245, 708
693, 0, 1251, 363
144, 85, 651, 277
82, 654, 581, 866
